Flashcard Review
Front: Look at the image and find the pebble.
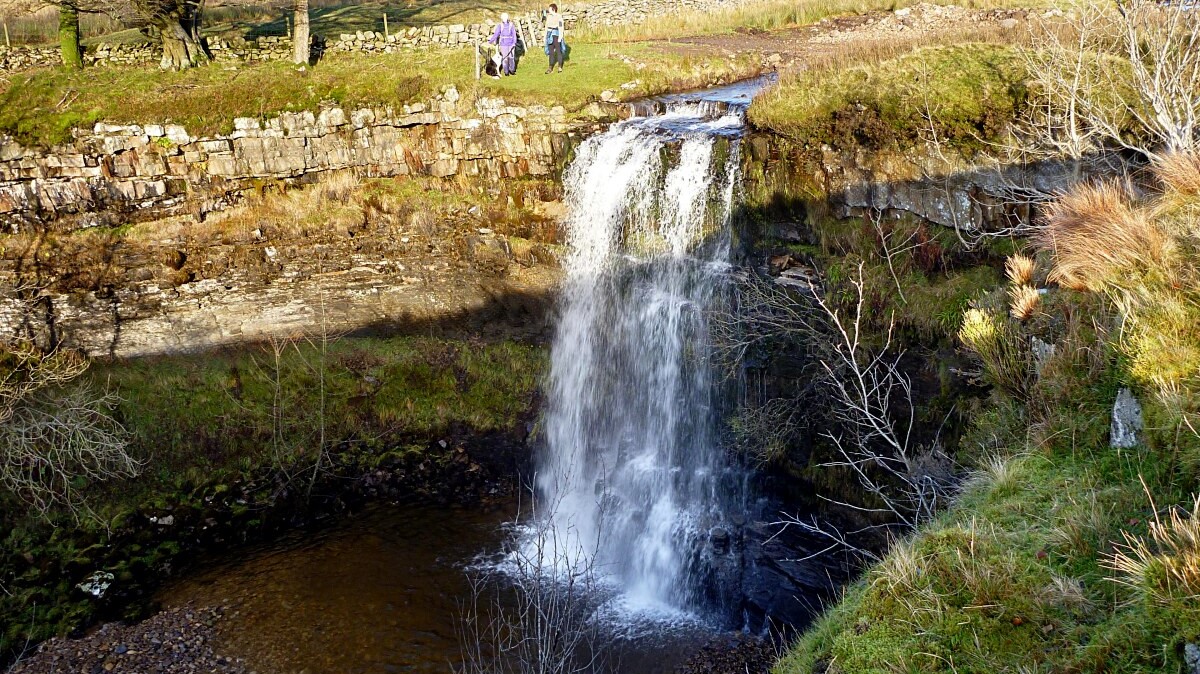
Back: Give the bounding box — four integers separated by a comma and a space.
8, 605, 249, 674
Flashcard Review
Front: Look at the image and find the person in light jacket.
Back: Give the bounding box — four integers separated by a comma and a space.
489, 13, 520, 77
543, 3, 565, 74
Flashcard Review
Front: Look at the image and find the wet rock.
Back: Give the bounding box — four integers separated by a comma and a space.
1184, 643, 1200, 674
675, 633, 776, 674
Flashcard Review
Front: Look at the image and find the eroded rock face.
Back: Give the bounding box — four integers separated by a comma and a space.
0, 200, 564, 358
744, 133, 1085, 234
0, 97, 584, 229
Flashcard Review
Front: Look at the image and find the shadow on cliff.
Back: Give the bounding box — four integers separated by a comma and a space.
344, 283, 558, 344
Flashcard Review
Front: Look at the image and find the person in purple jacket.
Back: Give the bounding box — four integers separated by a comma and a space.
489, 13, 520, 77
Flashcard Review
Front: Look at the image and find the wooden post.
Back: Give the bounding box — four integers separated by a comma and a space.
383, 13, 388, 39
3, 21, 10, 49
474, 42, 479, 80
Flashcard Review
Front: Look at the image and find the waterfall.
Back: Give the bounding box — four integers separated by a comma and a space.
530, 82, 767, 620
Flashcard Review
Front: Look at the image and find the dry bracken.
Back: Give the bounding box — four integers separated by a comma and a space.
1008, 284, 1042, 321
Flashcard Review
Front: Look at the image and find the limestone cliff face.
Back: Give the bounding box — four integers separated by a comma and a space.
0, 182, 565, 358
0, 92, 594, 230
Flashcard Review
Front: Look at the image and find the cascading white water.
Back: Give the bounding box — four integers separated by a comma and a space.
531, 85, 764, 619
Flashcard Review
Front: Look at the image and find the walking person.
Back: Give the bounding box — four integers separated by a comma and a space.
543, 3, 565, 74
489, 13, 520, 77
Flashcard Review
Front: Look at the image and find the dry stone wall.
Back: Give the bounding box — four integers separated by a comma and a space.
0, 0, 753, 71
0, 90, 591, 229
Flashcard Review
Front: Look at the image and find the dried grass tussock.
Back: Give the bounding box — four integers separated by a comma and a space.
1108, 495, 1200, 605
1154, 152, 1200, 197
1005, 254, 1036, 287
1008, 284, 1041, 321
1039, 182, 1172, 292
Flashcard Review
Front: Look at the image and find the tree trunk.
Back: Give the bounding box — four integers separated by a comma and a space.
292, 0, 310, 65
157, 15, 207, 70
58, 3, 82, 69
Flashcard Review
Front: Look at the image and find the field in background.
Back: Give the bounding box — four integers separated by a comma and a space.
0, 42, 764, 146
0, 0, 1060, 47
0, 0, 542, 46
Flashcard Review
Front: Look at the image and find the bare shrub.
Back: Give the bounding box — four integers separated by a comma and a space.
0, 342, 138, 520
1038, 181, 1172, 292
1107, 494, 1200, 604
1019, 0, 1200, 162
457, 488, 607, 674
725, 266, 958, 554
729, 396, 805, 467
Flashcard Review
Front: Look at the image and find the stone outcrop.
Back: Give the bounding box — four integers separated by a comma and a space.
746, 134, 1083, 234
0, 92, 587, 229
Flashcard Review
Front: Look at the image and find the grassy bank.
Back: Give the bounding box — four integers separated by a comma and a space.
0, 42, 762, 146
749, 43, 1029, 151
775, 168, 1200, 671
0, 335, 546, 660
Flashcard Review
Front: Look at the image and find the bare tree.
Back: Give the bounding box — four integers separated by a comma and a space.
715, 267, 956, 557
1019, 0, 1200, 162
292, 0, 308, 65
57, 1, 83, 68
34, 0, 209, 69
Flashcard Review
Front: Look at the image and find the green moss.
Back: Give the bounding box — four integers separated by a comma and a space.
749, 44, 1029, 152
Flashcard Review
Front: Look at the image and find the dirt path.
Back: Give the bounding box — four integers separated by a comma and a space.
650, 2, 1043, 72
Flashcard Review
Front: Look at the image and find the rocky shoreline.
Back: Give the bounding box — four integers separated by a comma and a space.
8, 606, 249, 674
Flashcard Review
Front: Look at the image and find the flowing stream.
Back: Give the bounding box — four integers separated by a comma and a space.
531, 79, 770, 622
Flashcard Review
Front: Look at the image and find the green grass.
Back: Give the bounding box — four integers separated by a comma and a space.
776, 188, 1200, 673
778, 381, 1200, 672
578, 0, 1058, 42
0, 335, 546, 657
749, 43, 1029, 151
1, 0, 542, 47
0, 42, 762, 146
96, 336, 545, 488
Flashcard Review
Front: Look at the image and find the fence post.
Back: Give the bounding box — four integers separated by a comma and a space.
2, 21, 9, 49
474, 42, 479, 80
383, 13, 388, 39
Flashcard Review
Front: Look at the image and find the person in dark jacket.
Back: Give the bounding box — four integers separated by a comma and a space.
489, 13, 520, 76
543, 3, 565, 74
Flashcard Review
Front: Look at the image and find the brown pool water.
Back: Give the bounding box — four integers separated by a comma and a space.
158, 502, 716, 674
